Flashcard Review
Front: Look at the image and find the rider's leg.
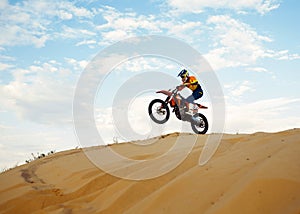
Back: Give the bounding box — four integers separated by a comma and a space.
175, 95, 182, 107
185, 88, 203, 111
185, 95, 195, 112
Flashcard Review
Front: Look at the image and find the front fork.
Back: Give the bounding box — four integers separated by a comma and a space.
164, 96, 171, 103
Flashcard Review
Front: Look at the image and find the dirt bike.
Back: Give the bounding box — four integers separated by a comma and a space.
148, 87, 209, 134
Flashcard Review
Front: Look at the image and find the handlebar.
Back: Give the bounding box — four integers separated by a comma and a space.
168, 85, 182, 95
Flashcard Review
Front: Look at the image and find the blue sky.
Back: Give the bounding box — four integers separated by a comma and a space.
0, 0, 300, 169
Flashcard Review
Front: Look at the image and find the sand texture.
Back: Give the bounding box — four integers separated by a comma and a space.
0, 129, 300, 214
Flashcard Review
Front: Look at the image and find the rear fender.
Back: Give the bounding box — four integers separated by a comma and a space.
196, 104, 208, 109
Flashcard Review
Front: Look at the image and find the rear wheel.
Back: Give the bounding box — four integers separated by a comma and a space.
191, 113, 208, 134
148, 99, 170, 124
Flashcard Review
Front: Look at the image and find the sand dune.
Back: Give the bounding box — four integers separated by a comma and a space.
0, 129, 300, 214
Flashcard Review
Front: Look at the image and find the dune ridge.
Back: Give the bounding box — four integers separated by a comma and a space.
0, 129, 300, 214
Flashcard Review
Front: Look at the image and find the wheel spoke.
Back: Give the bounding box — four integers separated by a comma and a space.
191, 113, 208, 134
148, 99, 170, 124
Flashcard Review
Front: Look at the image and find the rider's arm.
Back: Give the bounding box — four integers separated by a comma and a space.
177, 85, 186, 91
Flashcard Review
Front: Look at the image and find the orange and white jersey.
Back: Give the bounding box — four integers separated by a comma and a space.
183, 76, 199, 91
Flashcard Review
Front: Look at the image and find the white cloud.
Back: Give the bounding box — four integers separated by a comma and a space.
287, 53, 300, 60
224, 80, 256, 104
57, 10, 73, 20
168, 21, 202, 34
167, 0, 280, 15
229, 81, 254, 97
65, 58, 89, 70
0, 54, 14, 62
225, 97, 300, 133
0, 124, 12, 129
114, 57, 177, 73
0, 0, 96, 47
257, 0, 280, 14
0, 0, 295, 62
0, 60, 77, 124
0, 0, 8, 9
57, 26, 96, 40
95, 6, 205, 45
75, 39, 97, 47
246, 67, 269, 73
205, 15, 271, 70
0, 124, 78, 169
264, 49, 300, 60
96, 6, 160, 44
102, 29, 132, 43
67, 4, 94, 18
203, 15, 299, 71
0, 24, 49, 48
0, 62, 13, 71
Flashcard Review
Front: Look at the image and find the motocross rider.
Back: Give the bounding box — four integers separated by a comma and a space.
176, 69, 203, 112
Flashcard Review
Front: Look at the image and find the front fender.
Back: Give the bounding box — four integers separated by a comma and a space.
156, 90, 172, 96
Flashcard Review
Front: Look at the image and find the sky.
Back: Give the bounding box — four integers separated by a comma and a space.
0, 0, 300, 169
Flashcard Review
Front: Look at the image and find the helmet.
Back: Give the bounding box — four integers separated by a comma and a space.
178, 69, 189, 78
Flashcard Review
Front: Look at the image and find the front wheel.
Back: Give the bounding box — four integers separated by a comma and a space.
148, 99, 170, 124
191, 113, 208, 134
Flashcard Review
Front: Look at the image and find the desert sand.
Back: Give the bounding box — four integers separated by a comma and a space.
0, 129, 300, 214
